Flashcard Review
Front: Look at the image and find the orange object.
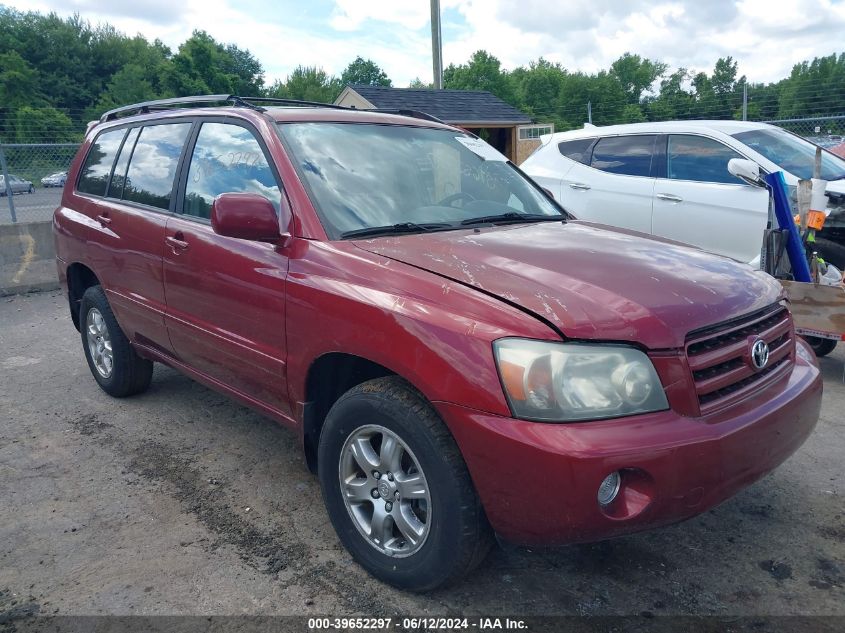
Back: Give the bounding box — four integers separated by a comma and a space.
807, 209, 826, 231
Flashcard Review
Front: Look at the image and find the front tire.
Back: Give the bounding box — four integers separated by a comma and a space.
80, 285, 153, 397
804, 336, 837, 358
318, 377, 492, 591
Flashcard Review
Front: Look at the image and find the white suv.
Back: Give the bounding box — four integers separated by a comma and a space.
521, 120, 845, 267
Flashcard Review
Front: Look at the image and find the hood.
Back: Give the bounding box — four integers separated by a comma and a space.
354, 221, 783, 349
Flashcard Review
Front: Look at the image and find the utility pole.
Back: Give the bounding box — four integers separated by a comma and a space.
742, 81, 748, 121
587, 101, 592, 124
430, 0, 443, 89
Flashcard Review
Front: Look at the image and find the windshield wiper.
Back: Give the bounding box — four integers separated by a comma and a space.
340, 222, 453, 239
460, 212, 565, 226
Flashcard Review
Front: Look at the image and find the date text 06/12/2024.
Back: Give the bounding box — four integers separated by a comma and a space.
307, 617, 528, 630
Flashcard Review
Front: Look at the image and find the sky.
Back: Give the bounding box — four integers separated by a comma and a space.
6, 0, 845, 86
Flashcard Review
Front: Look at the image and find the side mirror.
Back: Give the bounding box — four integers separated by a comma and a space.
728, 158, 763, 187
211, 192, 290, 242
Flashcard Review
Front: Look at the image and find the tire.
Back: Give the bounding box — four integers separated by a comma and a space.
28, 185, 33, 194
79, 285, 153, 397
318, 376, 493, 591
812, 237, 845, 271
804, 336, 837, 358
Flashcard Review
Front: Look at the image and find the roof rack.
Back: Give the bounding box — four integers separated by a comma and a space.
99, 94, 443, 124
369, 109, 444, 124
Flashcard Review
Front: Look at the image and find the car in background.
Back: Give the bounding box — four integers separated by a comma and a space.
41, 171, 67, 188
522, 121, 845, 269
0, 174, 34, 195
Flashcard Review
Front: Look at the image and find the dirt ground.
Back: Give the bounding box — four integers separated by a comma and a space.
1, 290, 843, 618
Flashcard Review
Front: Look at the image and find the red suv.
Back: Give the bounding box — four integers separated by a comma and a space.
54, 96, 822, 591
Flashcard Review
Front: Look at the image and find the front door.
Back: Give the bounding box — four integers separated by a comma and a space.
651, 134, 769, 263
163, 120, 291, 415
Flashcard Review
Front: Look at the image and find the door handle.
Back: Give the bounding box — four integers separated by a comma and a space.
96, 213, 111, 226
656, 193, 683, 202
569, 182, 591, 190
165, 235, 189, 252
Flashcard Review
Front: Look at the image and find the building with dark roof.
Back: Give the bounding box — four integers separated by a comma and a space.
335, 85, 553, 163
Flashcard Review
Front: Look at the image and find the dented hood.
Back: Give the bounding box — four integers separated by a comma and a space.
354, 221, 783, 349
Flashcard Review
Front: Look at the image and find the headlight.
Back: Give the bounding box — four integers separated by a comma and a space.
493, 339, 669, 422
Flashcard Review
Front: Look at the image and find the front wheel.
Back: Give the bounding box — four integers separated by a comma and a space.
79, 285, 153, 397
318, 377, 492, 591
804, 336, 837, 358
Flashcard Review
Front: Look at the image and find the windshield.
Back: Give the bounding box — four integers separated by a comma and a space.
277, 122, 564, 238
733, 127, 845, 180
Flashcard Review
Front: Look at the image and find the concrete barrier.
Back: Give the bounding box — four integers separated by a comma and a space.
0, 220, 59, 296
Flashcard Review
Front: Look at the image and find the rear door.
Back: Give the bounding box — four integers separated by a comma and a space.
563, 134, 657, 233
163, 119, 291, 415
78, 122, 192, 352
651, 134, 769, 263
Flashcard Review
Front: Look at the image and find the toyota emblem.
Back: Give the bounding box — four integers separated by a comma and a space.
751, 338, 770, 370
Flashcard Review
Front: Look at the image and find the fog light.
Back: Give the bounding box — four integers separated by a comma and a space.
597, 471, 621, 506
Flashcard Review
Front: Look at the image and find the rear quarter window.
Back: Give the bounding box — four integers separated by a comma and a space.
558, 138, 595, 164
77, 128, 126, 196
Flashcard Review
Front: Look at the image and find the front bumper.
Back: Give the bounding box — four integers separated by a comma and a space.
436, 339, 822, 545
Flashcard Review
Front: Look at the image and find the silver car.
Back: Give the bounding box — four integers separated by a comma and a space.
0, 174, 34, 196
41, 171, 67, 188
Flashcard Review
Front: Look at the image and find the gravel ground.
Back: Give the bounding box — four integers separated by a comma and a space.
1, 290, 843, 619
0, 189, 61, 225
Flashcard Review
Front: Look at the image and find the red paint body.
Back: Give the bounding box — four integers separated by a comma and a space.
54, 106, 822, 546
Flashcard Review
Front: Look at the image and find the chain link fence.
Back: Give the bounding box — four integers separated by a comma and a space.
0, 143, 78, 225
763, 115, 845, 152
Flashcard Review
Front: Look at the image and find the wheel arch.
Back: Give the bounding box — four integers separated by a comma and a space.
301, 352, 403, 473
66, 262, 101, 331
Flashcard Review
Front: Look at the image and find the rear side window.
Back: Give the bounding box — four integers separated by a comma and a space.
667, 135, 744, 184
590, 135, 656, 177
558, 138, 594, 164
77, 128, 126, 196
123, 123, 191, 210
183, 122, 281, 219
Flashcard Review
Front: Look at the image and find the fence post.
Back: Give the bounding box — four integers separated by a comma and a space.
0, 145, 18, 223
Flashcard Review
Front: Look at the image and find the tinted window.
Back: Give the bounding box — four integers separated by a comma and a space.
590, 135, 656, 176
558, 138, 594, 164
77, 128, 126, 196
668, 135, 744, 184
183, 123, 281, 219
123, 123, 191, 210
107, 127, 140, 199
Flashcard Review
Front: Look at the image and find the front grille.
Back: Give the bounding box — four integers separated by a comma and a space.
685, 305, 795, 415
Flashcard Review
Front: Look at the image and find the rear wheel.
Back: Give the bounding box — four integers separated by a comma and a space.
804, 336, 838, 357
812, 237, 845, 271
80, 285, 153, 397
28, 185, 34, 194
318, 376, 493, 591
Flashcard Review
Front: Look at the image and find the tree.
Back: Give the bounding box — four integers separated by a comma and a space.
513, 59, 567, 129
13, 106, 76, 142
408, 77, 433, 88
610, 53, 667, 103
443, 50, 517, 104
340, 56, 391, 87
160, 30, 264, 96
0, 51, 41, 111
268, 66, 342, 103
